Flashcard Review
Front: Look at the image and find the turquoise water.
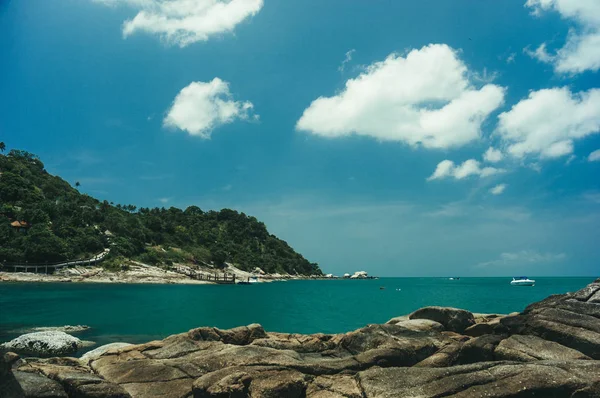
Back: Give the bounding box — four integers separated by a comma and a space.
0, 277, 595, 352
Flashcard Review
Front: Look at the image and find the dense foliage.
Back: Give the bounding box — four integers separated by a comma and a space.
0, 147, 321, 275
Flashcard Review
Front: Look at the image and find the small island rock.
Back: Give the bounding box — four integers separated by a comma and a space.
1, 331, 88, 357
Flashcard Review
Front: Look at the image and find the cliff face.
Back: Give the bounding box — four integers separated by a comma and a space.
2, 279, 600, 398
0, 149, 321, 275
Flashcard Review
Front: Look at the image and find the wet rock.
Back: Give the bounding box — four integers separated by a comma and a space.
1, 332, 90, 357
409, 306, 475, 333
495, 334, 591, 362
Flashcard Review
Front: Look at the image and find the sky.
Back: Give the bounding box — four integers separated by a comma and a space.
1, 0, 600, 277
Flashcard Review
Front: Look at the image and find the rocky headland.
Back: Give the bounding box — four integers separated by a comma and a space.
1, 278, 599, 397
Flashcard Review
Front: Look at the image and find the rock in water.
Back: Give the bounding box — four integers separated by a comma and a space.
1, 331, 88, 357
409, 306, 475, 333
29, 325, 91, 334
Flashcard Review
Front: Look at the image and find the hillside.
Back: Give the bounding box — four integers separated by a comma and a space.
0, 147, 322, 275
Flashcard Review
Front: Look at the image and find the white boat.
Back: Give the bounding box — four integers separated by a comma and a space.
510, 277, 535, 286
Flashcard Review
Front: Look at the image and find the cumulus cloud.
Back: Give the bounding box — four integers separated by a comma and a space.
427, 159, 504, 181
296, 44, 505, 149
490, 184, 507, 195
589, 149, 600, 162
94, 0, 263, 47
164, 78, 256, 138
496, 87, 600, 159
476, 250, 566, 268
483, 147, 504, 163
525, 0, 600, 73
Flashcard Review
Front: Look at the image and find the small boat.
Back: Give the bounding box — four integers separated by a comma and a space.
510, 277, 535, 286
449, 277, 460, 280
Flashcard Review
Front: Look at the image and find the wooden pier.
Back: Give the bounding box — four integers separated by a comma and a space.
1, 249, 110, 274
174, 266, 236, 284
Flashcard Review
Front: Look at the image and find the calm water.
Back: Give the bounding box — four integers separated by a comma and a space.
0, 277, 595, 353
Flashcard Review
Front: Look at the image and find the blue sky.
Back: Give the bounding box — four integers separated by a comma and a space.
1, 0, 599, 277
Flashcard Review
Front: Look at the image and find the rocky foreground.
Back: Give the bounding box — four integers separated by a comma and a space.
1, 279, 600, 398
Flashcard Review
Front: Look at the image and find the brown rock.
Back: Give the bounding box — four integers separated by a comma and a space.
306, 375, 362, 398
192, 366, 308, 398
358, 360, 600, 398
409, 306, 475, 333
495, 334, 591, 362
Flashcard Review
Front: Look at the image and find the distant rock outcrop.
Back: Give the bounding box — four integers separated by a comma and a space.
2, 278, 600, 397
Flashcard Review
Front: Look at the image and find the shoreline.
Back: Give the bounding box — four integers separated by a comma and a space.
0, 263, 328, 285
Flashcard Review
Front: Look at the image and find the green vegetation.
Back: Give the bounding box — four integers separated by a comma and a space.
0, 147, 322, 275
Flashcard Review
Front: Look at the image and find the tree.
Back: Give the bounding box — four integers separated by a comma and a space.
75, 181, 81, 188
0, 142, 5, 153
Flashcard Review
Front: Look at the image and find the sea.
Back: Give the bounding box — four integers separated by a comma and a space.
0, 277, 595, 354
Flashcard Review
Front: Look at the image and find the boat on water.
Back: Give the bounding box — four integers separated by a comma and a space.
449, 277, 460, 280
510, 277, 535, 286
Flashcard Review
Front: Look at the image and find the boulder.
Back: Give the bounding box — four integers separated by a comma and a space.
12, 370, 68, 397
501, 281, 600, 359
80, 343, 134, 364
1, 331, 91, 357
409, 306, 475, 333
387, 319, 445, 332
306, 375, 363, 398
495, 334, 591, 362
456, 335, 504, 364
193, 366, 309, 398
357, 360, 600, 398
187, 323, 267, 345
463, 317, 508, 337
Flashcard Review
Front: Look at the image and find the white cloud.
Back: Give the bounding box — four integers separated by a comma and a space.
483, 147, 504, 163
589, 149, 600, 162
158, 197, 171, 204
164, 78, 256, 138
338, 49, 356, 73
428, 159, 504, 181
496, 87, 600, 159
296, 44, 505, 149
525, 0, 600, 73
94, 0, 263, 47
506, 53, 517, 64
476, 250, 566, 268
490, 184, 507, 195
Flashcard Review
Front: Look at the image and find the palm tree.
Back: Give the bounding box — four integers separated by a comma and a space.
0, 142, 5, 153
75, 181, 81, 188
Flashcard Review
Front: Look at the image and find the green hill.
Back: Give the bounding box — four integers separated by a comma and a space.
0, 147, 322, 275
